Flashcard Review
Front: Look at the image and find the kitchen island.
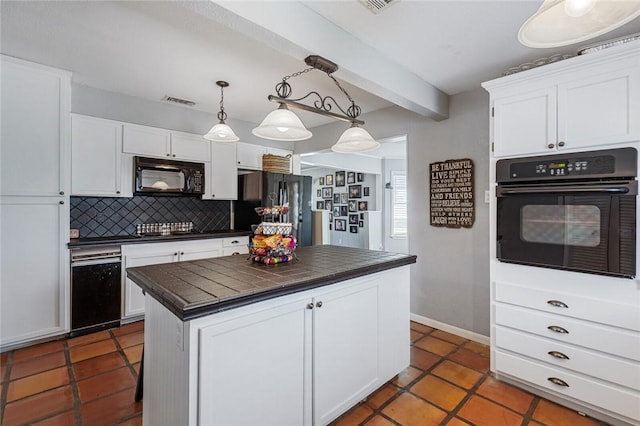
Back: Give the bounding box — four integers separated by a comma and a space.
127, 245, 416, 426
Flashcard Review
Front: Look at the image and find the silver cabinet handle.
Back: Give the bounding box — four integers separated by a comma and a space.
558, 141, 565, 147
547, 325, 569, 334
59, 201, 64, 205
547, 143, 555, 149
231, 240, 239, 244
548, 377, 569, 387
547, 300, 568, 309
59, 191, 64, 195
180, 252, 184, 255
548, 351, 570, 360
316, 301, 323, 308
212, 194, 215, 198
306, 303, 314, 310
174, 252, 178, 256
231, 252, 240, 256
172, 154, 176, 157
166, 153, 171, 157
116, 190, 121, 194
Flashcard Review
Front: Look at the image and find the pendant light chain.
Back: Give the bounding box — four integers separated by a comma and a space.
328, 73, 361, 120
217, 84, 227, 122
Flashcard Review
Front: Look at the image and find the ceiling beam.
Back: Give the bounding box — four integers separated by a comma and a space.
180, 1, 449, 121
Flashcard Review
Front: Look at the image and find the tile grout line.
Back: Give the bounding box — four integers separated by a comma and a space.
63, 339, 84, 426
0, 351, 14, 425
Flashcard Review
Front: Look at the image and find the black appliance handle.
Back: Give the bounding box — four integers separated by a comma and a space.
497, 181, 637, 197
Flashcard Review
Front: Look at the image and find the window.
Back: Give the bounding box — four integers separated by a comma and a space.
390, 171, 407, 238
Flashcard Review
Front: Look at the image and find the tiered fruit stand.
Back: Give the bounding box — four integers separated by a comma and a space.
248, 205, 297, 264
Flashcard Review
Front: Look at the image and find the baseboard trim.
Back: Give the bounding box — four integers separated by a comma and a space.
410, 313, 490, 346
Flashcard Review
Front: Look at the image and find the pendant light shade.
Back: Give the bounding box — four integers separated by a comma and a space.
204, 122, 239, 142
331, 124, 380, 153
252, 104, 312, 141
519, 0, 640, 48
203, 81, 239, 142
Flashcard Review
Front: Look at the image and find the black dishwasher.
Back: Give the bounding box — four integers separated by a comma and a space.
71, 246, 122, 336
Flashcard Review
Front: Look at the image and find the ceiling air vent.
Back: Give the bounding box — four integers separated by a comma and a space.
358, 0, 399, 15
163, 96, 196, 107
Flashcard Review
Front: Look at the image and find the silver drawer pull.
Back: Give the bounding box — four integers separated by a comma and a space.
548, 351, 570, 360
230, 240, 239, 244
548, 377, 569, 387
547, 325, 569, 334
547, 300, 569, 309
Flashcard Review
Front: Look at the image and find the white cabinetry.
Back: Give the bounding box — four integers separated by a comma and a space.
0, 55, 70, 349
71, 114, 129, 197
203, 141, 238, 200
143, 266, 410, 426
484, 44, 639, 157
121, 238, 248, 319
236, 142, 266, 170
123, 124, 209, 162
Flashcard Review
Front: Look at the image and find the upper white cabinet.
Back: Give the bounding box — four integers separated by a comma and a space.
123, 124, 210, 162
1, 55, 70, 197
71, 114, 128, 197
204, 141, 238, 200
236, 142, 266, 170
484, 44, 640, 157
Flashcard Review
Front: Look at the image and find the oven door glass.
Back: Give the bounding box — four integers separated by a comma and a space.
497, 193, 636, 277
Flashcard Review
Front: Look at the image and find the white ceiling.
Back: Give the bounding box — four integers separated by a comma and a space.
2, 1, 640, 156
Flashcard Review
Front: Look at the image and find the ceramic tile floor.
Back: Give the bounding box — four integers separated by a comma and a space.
0, 321, 608, 426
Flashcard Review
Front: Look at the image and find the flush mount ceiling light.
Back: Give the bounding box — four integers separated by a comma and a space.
518, 0, 640, 48
203, 81, 239, 142
252, 55, 379, 153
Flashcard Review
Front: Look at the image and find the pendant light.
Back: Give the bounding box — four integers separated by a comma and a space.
253, 55, 378, 152
519, 0, 640, 48
203, 81, 239, 142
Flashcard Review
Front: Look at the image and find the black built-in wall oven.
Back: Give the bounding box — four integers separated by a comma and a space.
496, 147, 637, 278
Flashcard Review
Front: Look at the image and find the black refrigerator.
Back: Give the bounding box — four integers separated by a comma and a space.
236, 171, 313, 246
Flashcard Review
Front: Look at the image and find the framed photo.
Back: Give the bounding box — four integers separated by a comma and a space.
316, 189, 322, 198
322, 187, 333, 199
325, 200, 332, 211
363, 187, 370, 197
340, 205, 348, 217
349, 226, 358, 233
335, 171, 346, 187
319, 177, 325, 185
359, 213, 365, 220
329, 223, 332, 230
326, 174, 334, 185
333, 206, 340, 216
316, 201, 324, 210
335, 219, 346, 231
357, 172, 364, 182
340, 192, 348, 204
347, 172, 356, 184
359, 220, 364, 227
329, 213, 333, 221
349, 214, 358, 224
349, 185, 362, 198
348, 200, 357, 212
333, 193, 340, 204
358, 201, 368, 211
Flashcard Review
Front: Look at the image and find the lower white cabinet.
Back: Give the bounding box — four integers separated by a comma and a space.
1, 197, 69, 348
121, 239, 223, 319
142, 266, 410, 426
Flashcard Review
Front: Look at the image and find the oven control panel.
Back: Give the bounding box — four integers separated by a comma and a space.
510, 155, 615, 179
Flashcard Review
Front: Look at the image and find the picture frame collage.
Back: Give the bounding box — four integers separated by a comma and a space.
314, 171, 369, 233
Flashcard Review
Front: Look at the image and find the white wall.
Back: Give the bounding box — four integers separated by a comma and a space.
304, 88, 490, 337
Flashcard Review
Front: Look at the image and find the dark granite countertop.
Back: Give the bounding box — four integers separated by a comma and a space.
127, 245, 417, 321
67, 230, 252, 248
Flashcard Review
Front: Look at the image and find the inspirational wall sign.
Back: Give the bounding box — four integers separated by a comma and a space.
429, 158, 474, 228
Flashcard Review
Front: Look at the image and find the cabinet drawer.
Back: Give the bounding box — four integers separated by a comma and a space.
495, 350, 640, 422
495, 326, 640, 390
223, 247, 247, 256
495, 304, 640, 361
222, 236, 249, 248
495, 281, 640, 331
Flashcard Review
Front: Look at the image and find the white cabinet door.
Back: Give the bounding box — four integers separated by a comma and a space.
177, 240, 222, 261
71, 115, 124, 197
558, 67, 640, 150
1, 56, 70, 197
208, 141, 238, 200
313, 279, 380, 425
493, 87, 557, 157
123, 251, 177, 318
123, 124, 171, 158
199, 298, 310, 426
236, 142, 266, 170
170, 132, 210, 162
1, 197, 68, 347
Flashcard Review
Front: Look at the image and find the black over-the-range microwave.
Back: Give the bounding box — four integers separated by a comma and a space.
134, 156, 205, 196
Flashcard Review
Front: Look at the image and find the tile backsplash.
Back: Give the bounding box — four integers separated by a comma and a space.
70, 196, 231, 238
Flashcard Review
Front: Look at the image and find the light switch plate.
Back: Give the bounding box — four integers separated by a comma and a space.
484, 190, 490, 203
